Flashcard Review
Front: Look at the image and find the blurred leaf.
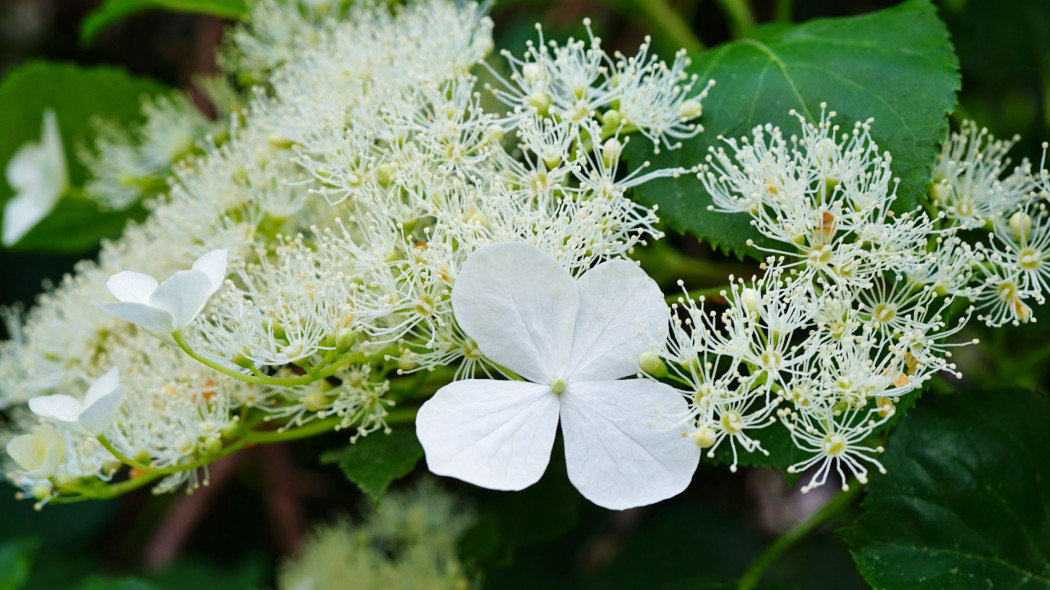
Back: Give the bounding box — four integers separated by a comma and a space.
319, 426, 424, 503
146, 555, 267, 590
0, 538, 37, 590
459, 440, 580, 571
627, 0, 960, 258
14, 200, 149, 254
81, 0, 248, 45
72, 579, 162, 590
661, 577, 798, 589
0, 61, 165, 253
842, 388, 1050, 589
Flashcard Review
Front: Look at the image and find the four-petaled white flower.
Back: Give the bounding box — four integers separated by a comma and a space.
416, 243, 699, 510
28, 367, 126, 436
100, 249, 227, 333
6, 424, 66, 478
2, 109, 68, 246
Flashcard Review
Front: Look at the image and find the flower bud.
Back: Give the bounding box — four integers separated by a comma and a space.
336, 328, 357, 353
1010, 210, 1032, 241
677, 98, 703, 120
637, 351, 668, 378
690, 427, 717, 449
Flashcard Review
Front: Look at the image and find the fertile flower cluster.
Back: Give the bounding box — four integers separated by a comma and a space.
78, 92, 222, 210
0, 0, 705, 505
652, 107, 1045, 492
931, 121, 1050, 326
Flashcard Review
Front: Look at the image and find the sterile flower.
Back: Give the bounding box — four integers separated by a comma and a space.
6, 424, 66, 478
2, 109, 68, 246
100, 249, 227, 333
28, 367, 125, 436
416, 243, 698, 510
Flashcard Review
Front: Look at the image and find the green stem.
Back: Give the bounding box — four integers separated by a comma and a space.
773, 0, 793, 22
715, 0, 756, 37
52, 406, 421, 503
625, 0, 705, 52
172, 331, 380, 387
738, 483, 861, 590
98, 436, 152, 473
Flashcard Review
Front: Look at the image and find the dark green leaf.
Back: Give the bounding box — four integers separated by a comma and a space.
72, 579, 162, 590
842, 388, 1050, 589
661, 577, 798, 590
0, 61, 166, 253
0, 538, 37, 590
627, 0, 959, 258
146, 555, 267, 590
320, 426, 424, 503
81, 0, 248, 45
458, 439, 580, 571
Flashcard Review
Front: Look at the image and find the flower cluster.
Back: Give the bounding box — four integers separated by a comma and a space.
0, 0, 706, 505
647, 106, 1046, 492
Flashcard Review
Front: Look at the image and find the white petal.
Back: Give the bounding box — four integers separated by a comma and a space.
5, 142, 43, 192
39, 109, 68, 190
7, 425, 65, 476
2, 188, 53, 246
83, 367, 120, 406
191, 249, 228, 292
28, 394, 86, 434
560, 380, 698, 510
6, 432, 43, 472
566, 260, 669, 382
149, 269, 215, 329
107, 271, 159, 304
79, 384, 125, 436
98, 301, 176, 333
416, 379, 560, 491
452, 243, 578, 382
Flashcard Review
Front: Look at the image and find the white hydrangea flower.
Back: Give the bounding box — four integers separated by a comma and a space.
6, 424, 66, 478
100, 249, 227, 333
27, 367, 125, 436
416, 243, 699, 510
2, 109, 68, 246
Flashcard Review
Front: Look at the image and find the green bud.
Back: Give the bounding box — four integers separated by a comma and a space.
202, 436, 223, 457
638, 351, 668, 378
336, 328, 357, 352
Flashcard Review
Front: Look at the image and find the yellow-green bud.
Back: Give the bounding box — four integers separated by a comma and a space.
202, 436, 223, 457
677, 98, 703, 120
691, 427, 717, 449
336, 328, 357, 352
1011, 210, 1033, 241
637, 351, 668, 378
302, 393, 330, 412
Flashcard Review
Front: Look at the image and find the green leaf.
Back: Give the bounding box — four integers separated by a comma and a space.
627, 0, 959, 259
81, 0, 248, 45
72, 579, 162, 590
661, 577, 798, 590
842, 388, 1050, 589
0, 538, 37, 590
0, 61, 165, 253
319, 426, 424, 503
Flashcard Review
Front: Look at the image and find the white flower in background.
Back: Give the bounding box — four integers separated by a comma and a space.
6, 424, 65, 478
2, 109, 68, 246
416, 243, 698, 510
28, 367, 125, 436
100, 249, 227, 333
